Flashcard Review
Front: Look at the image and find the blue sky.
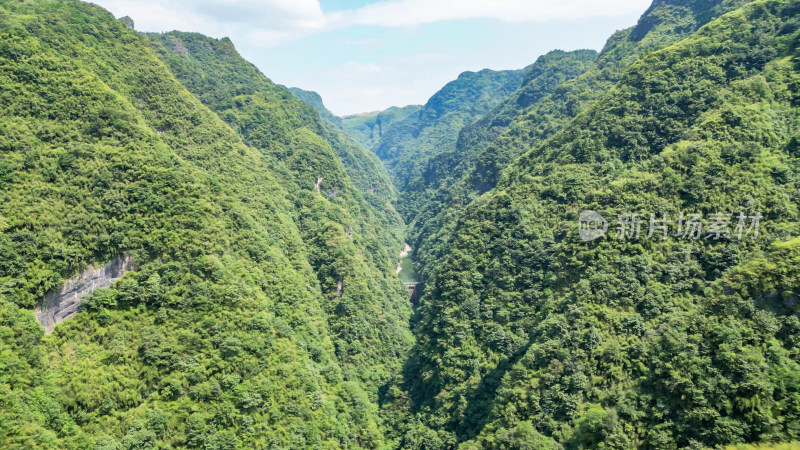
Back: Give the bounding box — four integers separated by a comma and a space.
92, 0, 652, 115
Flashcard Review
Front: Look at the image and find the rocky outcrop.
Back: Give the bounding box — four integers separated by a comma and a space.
35, 253, 136, 334
396, 244, 411, 274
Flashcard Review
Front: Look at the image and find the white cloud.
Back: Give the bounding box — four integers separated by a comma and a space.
91, 0, 326, 45
190, 0, 325, 30
330, 0, 651, 28
92, 0, 651, 46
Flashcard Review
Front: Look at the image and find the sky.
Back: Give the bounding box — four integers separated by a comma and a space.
91, 0, 653, 116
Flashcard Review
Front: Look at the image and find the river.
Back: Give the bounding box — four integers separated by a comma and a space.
396, 244, 419, 283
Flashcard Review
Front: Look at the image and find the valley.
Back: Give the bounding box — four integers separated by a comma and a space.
1, 0, 799, 448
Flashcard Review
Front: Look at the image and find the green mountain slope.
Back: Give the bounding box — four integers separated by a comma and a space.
0, 1, 409, 447
146, 31, 412, 392
407, 0, 762, 281
342, 68, 527, 195
399, 49, 599, 256
386, 0, 800, 447
289, 87, 343, 127
341, 105, 422, 153
287, 86, 398, 208
452, 49, 600, 184
2, 0, 799, 448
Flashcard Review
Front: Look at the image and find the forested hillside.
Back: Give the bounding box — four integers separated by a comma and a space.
378, 0, 800, 447
0, 0, 410, 447
146, 32, 412, 393
286, 86, 398, 206
401, 0, 764, 275
340, 68, 527, 197
340, 105, 422, 155
288, 87, 343, 128
399, 49, 599, 240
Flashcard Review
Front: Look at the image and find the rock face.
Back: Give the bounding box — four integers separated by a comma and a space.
35, 254, 136, 334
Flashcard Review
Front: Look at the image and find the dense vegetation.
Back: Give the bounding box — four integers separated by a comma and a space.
2, 0, 800, 447
146, 32, 412, 391
398, 49, 599, 234
369, 0, 800, 448
340, 68, 527, 197
0, 0, 410, 447
289, 87, 344, 129
340, 106, 422, 156
400, 0, 763, 271
287, 87, 398, 210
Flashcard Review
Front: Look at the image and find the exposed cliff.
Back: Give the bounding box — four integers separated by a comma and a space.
35, 254, 136, 334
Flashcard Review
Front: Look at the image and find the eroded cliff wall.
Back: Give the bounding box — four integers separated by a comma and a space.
35, 254, 136, 334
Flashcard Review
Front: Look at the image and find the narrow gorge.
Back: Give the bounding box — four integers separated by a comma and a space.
1, 0, 800, 448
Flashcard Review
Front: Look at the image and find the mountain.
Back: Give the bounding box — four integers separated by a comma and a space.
146, 30, 412, 396
285, 86, 398, 206
341, 105, 422, 154
341, 68, 528, 195
0, 1, 410, 447
381, 0, 800, 447
399, 49, 599, 245
2, 0, 800, 448
405, 0, 765, 276
288, 87, 343, 127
